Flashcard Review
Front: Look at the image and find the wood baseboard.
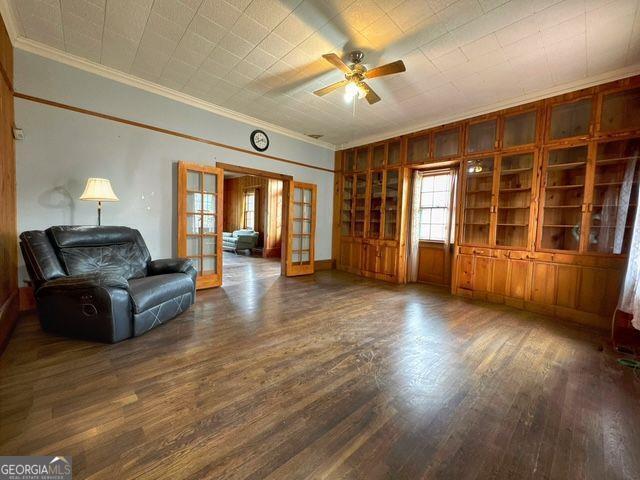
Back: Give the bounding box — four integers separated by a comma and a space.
19, 286, 36, 312
315, 259, 335, 271
0, 290, 19, 355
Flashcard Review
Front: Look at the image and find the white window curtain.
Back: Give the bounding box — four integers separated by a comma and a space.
619, 183, 640, 330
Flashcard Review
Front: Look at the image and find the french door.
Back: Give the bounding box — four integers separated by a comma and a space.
285, 181, 317, 276
177, 161, 223, 289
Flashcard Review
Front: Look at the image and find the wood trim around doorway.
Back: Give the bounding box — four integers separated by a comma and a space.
215, 162, 294, 181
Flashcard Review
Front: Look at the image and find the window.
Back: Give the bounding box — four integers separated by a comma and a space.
243, 189, 256, 230
419, 173, 452, 241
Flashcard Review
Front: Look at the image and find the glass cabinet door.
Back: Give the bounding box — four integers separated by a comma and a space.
434, 128, 460, 159
368, 171, 383, 238
178, 161, 223, 289
383, 169, 399, 239
600, 87, 640, 132
344, 150, 355, 171
407, 134, 429, 164
496, 152, 534, 247
588, 139, 640, 253
549, 98, 592, 140
388, 140, 401, 165
354, 173, 367, 237
341, 174, 354, 236
467, 119, 497, 154
463, 157, 495, 245
356, 148, 369, 171
372, 144, 385, 168
503, 111, 536, 148
539, 146, 588, 251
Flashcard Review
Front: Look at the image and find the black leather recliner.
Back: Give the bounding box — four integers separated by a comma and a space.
19, 226, 197, 343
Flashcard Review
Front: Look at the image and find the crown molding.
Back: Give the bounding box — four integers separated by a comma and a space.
7, 35, 336, 151
339, 63, 640, 150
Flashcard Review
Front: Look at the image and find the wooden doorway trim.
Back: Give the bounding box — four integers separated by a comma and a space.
215, 162, 293, 181
217, 162, 290, 274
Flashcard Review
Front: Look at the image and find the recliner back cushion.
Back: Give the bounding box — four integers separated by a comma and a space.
47, 226, 150, 280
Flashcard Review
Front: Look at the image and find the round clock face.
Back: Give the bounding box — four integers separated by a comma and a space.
251, 130, 269, 152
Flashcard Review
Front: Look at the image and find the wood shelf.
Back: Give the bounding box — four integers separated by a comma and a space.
545, 184, 584, 190
547, 161, 587, 170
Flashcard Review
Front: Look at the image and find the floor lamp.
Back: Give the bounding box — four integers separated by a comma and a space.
79, 178, 119, 226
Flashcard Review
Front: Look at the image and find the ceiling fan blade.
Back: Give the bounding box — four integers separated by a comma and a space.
361, 82, 381, 105
322, 53, 353, 74
364, 60, 406, 79
313, 79, 349, 97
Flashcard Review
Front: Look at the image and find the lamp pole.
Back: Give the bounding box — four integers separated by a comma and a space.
98, 201, 102, 226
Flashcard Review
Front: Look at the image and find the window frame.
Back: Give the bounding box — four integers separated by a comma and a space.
418, 172, 453, 243
243, 188, 257, 230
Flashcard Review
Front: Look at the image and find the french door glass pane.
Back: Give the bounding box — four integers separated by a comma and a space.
294, 202, 302, 218
496, 153, 533, 247
301, 251, 310, 262
203, 173, 217, 193
407, 134, 429, 164
293, 236, 301, 250
600, 88, 640, 132
202, 193, 215, 213
293, 220, 302, 234
388, 141, 401, 165
503, 111, 536, 147
187, 192, 201, 212
187, 171, 201, 191
341, 175, 353, 235
292, 251, 300, 262
463, 157, 494, 244
467, 120, 496, 153
187, 236, 200, 256
588, 139, 640, 253
302, 236, 310, 249
384, 169, 399, 239
303, 221, 311, 234
434, 129, 459, 158
203, 236, 216, 255
202, 214, 216, 234
202, 256, 216, 274
303, 204, 311, 219
369, 171, 383, 238
372, 145, 385, 168
187, 214, 201, 234
294, 187, 302, 202
303, 188, 312, 203
550, 99, 592, 139
190, 257, 201, 272
354, 174, 366, 236
540, 146, 587, 250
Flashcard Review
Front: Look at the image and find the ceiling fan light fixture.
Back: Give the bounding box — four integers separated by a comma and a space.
344, 81, 366, 102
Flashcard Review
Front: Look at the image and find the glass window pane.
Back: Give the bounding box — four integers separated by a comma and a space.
292, 251, 300, 263
369, 171, 383, 238
187, 236, 200, 256
190, 257, 201, 273
434, 129, 459, 158
187, 214, 201, 234
301, 251, 310, 262
303, 221, 311, 234
384, 169, 399, 239
344, 150, 355, 171
293, 220, 302, 234
302, 236, 310, 249
187, 171, 201, 191
600, 88, 640, 132
293, 237, 301, 250
203, 173, 217, 193
203, 236, 216, 255
503, 111, 536, 147
550, 99, 592, 139
341, 174, 353, 236
356, 148, 368, 170
303, 205, 311, 219
419, 172, 453, 242
294, 187, 303, 202
463, 158, 494, 244
467, 120, 496, 153
202, 193, 215, 213
294, 203, 302, 218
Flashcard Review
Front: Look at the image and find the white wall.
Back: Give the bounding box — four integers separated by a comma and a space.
14, 50, 335, 282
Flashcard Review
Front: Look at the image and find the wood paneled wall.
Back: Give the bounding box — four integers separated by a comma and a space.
223, 175, 282, 256
0, 12, 16, 353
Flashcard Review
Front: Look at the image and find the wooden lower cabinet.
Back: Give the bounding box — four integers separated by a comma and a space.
453, 246, 625, 329
338, 238, 400, 282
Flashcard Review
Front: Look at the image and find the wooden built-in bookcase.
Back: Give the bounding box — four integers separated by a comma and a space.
333, 75, 640, 329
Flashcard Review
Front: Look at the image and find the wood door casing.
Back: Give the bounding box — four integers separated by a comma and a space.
178, 161, 224, 289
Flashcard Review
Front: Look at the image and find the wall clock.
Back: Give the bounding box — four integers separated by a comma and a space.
250, 130, 269, 152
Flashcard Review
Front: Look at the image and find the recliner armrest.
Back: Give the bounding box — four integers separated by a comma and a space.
38, 272, 129, 293
148, 258, 194, 276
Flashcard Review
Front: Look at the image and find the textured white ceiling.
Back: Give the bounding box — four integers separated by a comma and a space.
8, 0, 640, 147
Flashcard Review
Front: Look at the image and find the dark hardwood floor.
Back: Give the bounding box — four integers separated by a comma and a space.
1, 266, 639, 479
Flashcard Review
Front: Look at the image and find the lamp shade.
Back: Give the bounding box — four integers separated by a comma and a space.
79, 178, 119, 202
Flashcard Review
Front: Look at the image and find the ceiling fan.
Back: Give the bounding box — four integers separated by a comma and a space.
313, 50, 406, 105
